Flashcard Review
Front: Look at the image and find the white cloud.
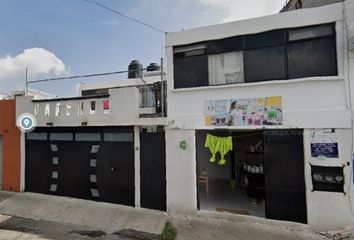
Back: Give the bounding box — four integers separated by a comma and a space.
195, 0, 285, 23
0, 47, 67, 81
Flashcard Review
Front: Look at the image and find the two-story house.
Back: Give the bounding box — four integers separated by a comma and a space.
164, 1, 354, 230
16, 65, 168, 211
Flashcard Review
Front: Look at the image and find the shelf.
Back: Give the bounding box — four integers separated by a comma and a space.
245, 151, 263, 155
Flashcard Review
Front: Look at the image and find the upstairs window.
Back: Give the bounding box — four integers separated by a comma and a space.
173, 23, 337, 89
174, 44, 208, 89
208, 51, 244, 85
287, 24, 337, 79
244, 30, 287, 82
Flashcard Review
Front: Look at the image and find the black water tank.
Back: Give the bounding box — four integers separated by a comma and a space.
147, 63, 161, 72
128, 60, 143, 78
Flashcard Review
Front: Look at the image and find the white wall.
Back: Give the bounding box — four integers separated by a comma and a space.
164, 1, 354, 230
344, 0, 354, 216
166, 3, 343, 47
16, 87, 140, 127
303, 128, 354, 230
166, 129, 197, 213
165, 3, 350, 131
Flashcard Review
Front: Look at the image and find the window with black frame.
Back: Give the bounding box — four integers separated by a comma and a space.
287, 24, 337, 79
173, 44, 208, 89
173, 23, 337, 89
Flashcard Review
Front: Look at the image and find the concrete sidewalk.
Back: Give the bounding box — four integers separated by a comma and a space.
0, 192, 167, 235
0, 192, 351, 240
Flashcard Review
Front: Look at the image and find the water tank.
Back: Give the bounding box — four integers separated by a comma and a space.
146, 63, 161, 72
128, 60, 143, 78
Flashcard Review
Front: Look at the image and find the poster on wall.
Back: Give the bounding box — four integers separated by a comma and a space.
310, 128, 339, 158
103, 99, 109, 114
204, 96, 282, 126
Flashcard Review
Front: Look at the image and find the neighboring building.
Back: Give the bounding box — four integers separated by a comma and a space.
11, 88, 57, 100
0, 99, 21, 192
280, 0, 344, 12
165, 1, 354, 231
16, 64, 168, 211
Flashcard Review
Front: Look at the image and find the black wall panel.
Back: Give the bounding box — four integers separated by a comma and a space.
287, 37, 337, 79
244, 46, 286, 82
244, 30, 286, 49
97, 141, 135, 206
174, 54, 208, 89
140, 133, 166, 211
25, 140, 52, 194
25, 127, 135, 207
263, 129, 307, 224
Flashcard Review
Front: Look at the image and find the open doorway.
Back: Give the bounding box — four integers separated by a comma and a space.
196, 129, 307, 223
196, 130, 265, 218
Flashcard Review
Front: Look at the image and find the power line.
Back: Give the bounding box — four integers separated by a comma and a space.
27, 69, 147, 84
84, 0, 167, 34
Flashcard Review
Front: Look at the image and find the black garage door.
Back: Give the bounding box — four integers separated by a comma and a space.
140, 132, 166, 211
263, 129, 307, 224
25, 127, 135, 206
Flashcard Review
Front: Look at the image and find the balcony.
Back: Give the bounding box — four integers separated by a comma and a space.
139, 81, 166, 118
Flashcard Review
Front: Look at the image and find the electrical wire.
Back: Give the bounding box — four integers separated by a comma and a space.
27, 68, 147, 84
84, 0, 167, 34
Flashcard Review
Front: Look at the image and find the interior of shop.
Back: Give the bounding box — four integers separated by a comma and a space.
196, 130, 265, 218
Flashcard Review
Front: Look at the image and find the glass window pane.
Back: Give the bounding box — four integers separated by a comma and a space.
288, 24, 333, 42
91, 145, 100, 153
52, 157, 59, 165
75, 133, 101, 141
174, 54, 208, 89
244, 30, 286, 49
90, 175, 97, 183
50, 184, 57, 192
287, 37, 337, 79
27, 132, 47, 140
50, 144, 58, 152
174, 43, 206, 53
52, 171, 58, 179
90, 188, 99, 197
244, 45, 286, 82
90, 159, 97, 167
104, 133, 134, 142
208, 51, 244, 85
50, 133, 73, 141
206, 36, 243, 54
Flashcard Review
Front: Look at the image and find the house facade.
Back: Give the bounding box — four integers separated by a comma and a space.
165, 1, 354, 230
13, 0, 354, 231
16, 70, 168, 211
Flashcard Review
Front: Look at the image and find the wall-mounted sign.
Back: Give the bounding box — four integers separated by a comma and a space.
204, 96, 282, 126
310, 128, 338, 158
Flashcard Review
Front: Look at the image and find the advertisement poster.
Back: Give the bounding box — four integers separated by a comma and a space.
310, 128, 339, 158
204, 96, 282, 126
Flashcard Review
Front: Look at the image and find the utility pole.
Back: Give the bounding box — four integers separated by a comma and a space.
25, 68, 28, 96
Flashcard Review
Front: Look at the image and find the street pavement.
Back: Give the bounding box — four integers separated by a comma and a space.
0, 191, 352, 240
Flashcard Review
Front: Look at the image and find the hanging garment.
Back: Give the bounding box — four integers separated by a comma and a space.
205, 134, 233, 165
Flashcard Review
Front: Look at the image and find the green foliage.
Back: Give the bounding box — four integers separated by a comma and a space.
161, 221, 177, 240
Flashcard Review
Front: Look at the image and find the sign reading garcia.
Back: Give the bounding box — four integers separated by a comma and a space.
204, 96, 282, 126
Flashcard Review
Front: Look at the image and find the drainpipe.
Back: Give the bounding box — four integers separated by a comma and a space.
161, 57, 164, 117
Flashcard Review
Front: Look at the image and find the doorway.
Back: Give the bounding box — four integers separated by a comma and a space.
196, 129, 307, 223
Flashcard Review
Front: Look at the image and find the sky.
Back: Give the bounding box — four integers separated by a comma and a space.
0, 0, 286, 97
